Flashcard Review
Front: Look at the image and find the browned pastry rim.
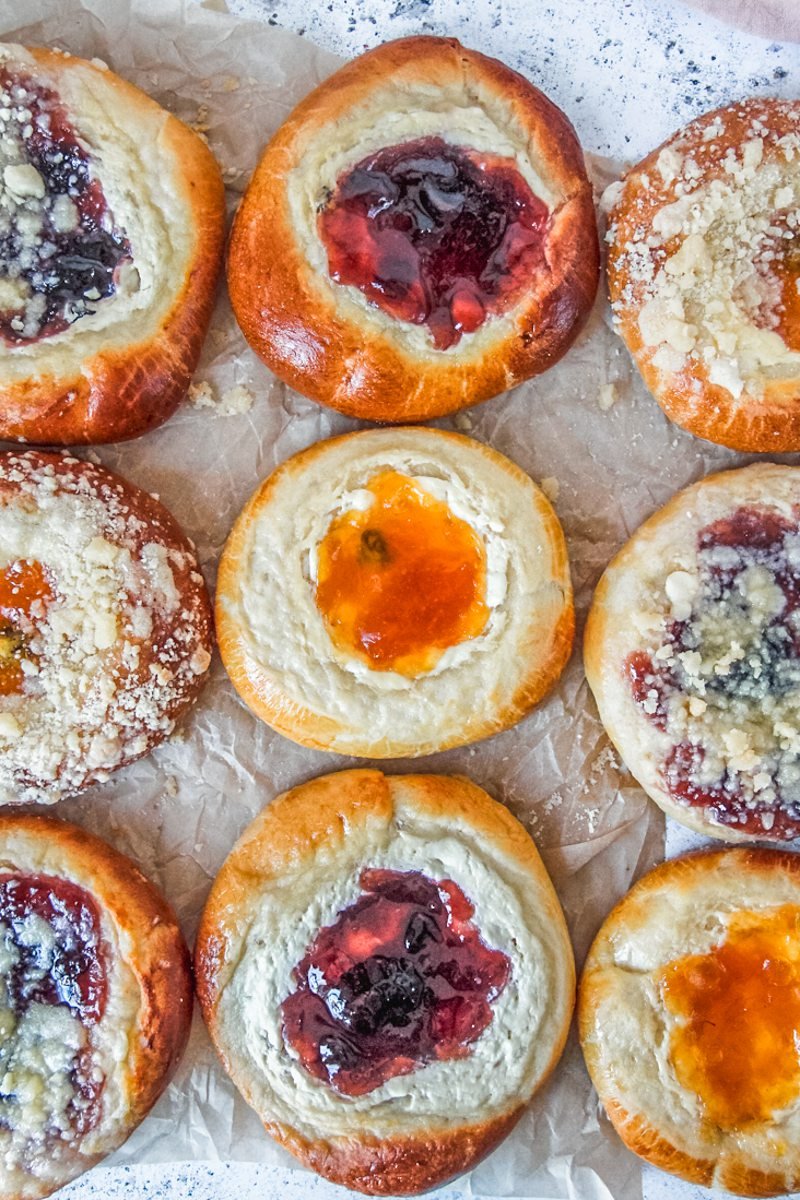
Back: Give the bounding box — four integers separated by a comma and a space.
228, 35, 599, 423
196, 769, 576, 1195
0, 44, 226, 444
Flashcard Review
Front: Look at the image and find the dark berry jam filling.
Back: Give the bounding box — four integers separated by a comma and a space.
281, 868, 511, 1096
0, 67, 131, 345
318, 136, 549, 350
0, 873, 108, 1134
625, 506, 800, 837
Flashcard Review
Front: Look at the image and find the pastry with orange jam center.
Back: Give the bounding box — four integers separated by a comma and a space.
608, 98, 800, 451
216, 428, 573, 757
315, 470, 489, 677
0, 450, 213, 804
580, 848, 800, 1197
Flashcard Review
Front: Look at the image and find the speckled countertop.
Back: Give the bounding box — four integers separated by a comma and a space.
61, 1, 797, 1198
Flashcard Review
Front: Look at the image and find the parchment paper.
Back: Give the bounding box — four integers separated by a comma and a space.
0, 2, 775, 1197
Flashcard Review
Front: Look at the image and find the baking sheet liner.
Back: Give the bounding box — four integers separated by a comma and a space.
0, 1, 775, 1196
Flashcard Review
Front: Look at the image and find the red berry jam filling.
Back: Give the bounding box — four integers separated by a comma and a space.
0, 67, 131, 345
281, 868, 511, 1097
624, 506, 800, 836
0, 873, 108, 1137
318, 136, 549, 350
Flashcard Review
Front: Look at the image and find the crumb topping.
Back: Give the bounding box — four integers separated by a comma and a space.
610, 102, 800, 400
0, 453, 211, 804
0, 63, 132, 345
626, 504, 800, 836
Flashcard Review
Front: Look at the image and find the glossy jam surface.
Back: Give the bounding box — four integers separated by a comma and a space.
625, 506, 800, 837
0, 873, 108, 1137
281, 868, 511, 1097
318, 136, 549, 350
661, 905, 800, 1129
314, 470, 489, 676
0, 559, 53, 697
0, 873, 106, 1025
0, 67, 131, 345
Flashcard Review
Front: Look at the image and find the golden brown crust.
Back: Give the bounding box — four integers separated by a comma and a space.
579, 848, 800, 1197
215, 427, 574, 758
0, 46, 226, 445
608, 98, 800, 452
0, 812, 192, 1200
228, 35, 598, 423
196, 768, 575, 1196
0, 450, 214, 803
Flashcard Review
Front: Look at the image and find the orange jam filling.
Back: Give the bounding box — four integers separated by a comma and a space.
314, 470, 489, 676
0, 560, 52, 696
660, 905, 800, 1130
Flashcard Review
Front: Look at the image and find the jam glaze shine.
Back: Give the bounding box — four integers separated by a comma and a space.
0, 872, 108, 1137
661, 904, 800, 1131
314, 470, 489, 677
281, 868, 511, 1097
319, 136, 549, 351
0, 66, 132, 346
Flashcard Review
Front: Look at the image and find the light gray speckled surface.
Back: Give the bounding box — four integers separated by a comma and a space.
62, 1, 798, 1198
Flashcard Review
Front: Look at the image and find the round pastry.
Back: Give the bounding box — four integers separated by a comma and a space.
0, 43, 226, 444
228, 35, 599, 423
195, 768, 575, 1195
580, 847, 800, 1197
0, 449, 213, 804
607, 98, 800, 451
0, 811, 192, 1200
584, 463, 800, 842
215, 427, 573, 757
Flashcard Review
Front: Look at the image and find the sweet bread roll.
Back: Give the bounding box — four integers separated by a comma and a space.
228, 35, 598, 423
607, 98, 800, 451
0, 450, 213, 804
0, 43, 225, 444
215, 427, 573, 757
0, 811, 192, 1200
196, 768, 575, 1195
585, 463, 800, 842
580, 847, 800, 1197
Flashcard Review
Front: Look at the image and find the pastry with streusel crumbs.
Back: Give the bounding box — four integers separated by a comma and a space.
580, 847, 800, 1197
585, 463, 800, 841
0, 450, 212, 804
0, 812, 192, 1200
228, 35, 598, 423
608, 98, 800, 451
215, 427, 573, 757
0, 43, 225, 444
196, 769, 575, 1195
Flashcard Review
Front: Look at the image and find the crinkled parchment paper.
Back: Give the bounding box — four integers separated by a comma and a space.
0, 1, 776, 1197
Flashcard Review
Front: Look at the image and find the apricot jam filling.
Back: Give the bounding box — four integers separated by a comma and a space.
660, 906, 800, 1130
281, 868, 511, 1097
772, 240, 800, 352
314, 470, 489, 676
318, 135, 549, 350
0, 559, 52, 697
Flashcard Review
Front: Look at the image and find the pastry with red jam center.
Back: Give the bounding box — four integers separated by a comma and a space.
0, 813, 191, 1200
0, 450, 213, 805
586, 463, 800, 841
228, 35, 598, 423
580, 848, 800, 1196
0, 43, 225, 444
215, 427, 573, 758
195, 769, 575, 1196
